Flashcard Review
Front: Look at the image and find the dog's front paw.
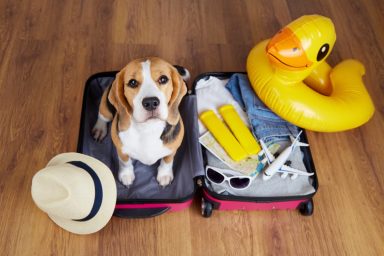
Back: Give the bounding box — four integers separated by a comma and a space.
119, 168, 135, 187
157, 173, 174, 187
92, 119, 108, 142
157, 160, 174, 187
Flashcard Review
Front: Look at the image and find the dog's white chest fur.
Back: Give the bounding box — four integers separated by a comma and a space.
118, 119, 172, 165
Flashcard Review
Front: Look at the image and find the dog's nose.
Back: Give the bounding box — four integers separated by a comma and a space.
142, 97, 160, 111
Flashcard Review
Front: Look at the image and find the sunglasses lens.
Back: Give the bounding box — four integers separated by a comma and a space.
207, 168, 225, 184
230, 177, 250, 189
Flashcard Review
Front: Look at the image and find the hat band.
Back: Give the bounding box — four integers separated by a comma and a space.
68, 161, 103, 222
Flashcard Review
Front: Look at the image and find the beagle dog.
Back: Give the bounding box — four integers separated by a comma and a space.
92, 57, 189, 187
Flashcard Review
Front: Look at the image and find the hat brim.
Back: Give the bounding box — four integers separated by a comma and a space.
46, 153, 117, 235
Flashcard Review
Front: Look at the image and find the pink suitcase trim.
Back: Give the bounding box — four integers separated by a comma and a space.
204, 189, 307, 211
115, 198, 193, 212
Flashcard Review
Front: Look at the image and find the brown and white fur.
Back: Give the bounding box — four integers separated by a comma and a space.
92, 57, 189, 187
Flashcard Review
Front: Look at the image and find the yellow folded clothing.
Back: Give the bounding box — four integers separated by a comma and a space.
200, 110, 248, 162
219, 105, 261, 155
199, 105, 261, 162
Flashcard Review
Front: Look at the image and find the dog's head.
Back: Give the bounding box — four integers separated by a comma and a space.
108, 57, 188, 130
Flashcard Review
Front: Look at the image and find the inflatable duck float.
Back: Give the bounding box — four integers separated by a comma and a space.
247, 15, 374, 132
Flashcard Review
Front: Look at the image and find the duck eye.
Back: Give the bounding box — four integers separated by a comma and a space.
317, 44, 329, 61
158, 75, 169, 85
127, 79, 138, 88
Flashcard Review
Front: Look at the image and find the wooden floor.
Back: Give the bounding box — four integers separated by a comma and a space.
1, 0, 383, 255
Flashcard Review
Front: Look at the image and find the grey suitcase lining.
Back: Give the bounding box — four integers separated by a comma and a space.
78, 74, 204, 201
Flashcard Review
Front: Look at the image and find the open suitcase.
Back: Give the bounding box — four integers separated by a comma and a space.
77, 71, 318, 218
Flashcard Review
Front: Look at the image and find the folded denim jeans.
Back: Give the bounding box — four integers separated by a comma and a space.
225, 73, 299, 144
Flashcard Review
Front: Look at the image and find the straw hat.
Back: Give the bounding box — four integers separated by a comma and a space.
31, 153, 117, 235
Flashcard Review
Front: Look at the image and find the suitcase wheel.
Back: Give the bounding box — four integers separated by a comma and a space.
299, 199, 314, 216
201, 198, 213, 218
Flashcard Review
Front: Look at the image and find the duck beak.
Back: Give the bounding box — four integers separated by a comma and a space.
267, 27, 312, 70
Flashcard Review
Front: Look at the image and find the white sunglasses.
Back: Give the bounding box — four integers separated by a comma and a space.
205, 166, 255, 190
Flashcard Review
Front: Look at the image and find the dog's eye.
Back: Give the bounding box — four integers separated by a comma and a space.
158, 75, 169, 85
127, 79, 138, 88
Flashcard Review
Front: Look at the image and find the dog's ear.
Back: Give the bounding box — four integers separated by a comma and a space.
167, 66, 187, 125
108, 69, 131, 131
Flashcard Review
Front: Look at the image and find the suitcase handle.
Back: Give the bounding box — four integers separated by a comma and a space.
114, 207, 170, 218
